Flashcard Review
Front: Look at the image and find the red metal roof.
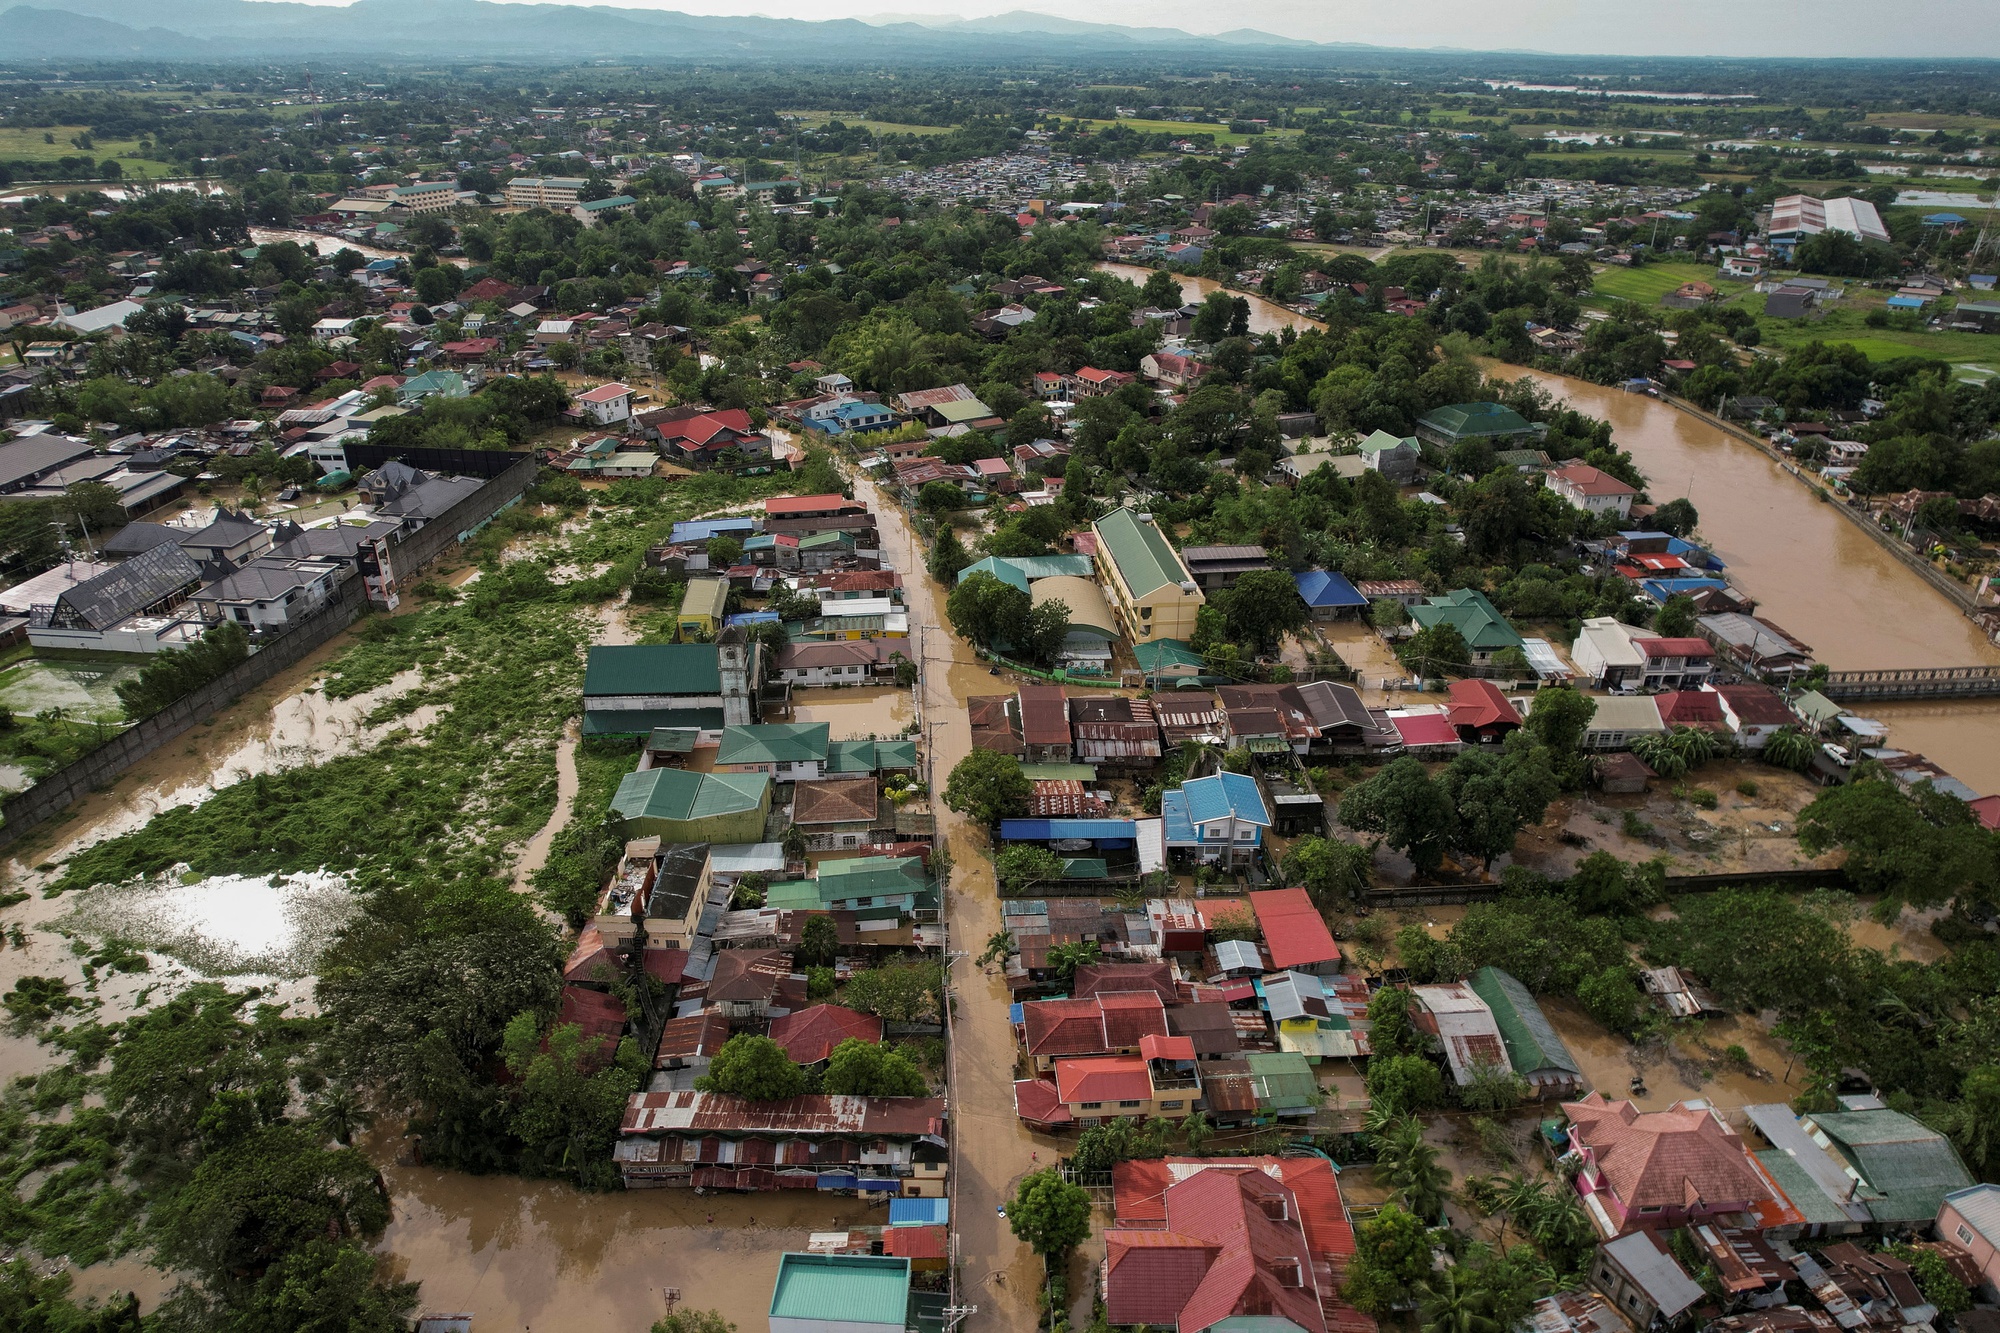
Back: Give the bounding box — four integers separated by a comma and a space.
1056, 1055, 1153, 1105
622, 1090, 946, 1137
1098, 991, 1171, 1047
1635, 636, 1714, 658
1445, 678, 1520, 733
1017, 684, 1071, 746
1390, 712, 1459, 747
768, 1004, 883, 1064
765, 493, 858, 515
1013, 1077, 1074, 1126
1140, 1033, 1197, 1062
884, 1225, 949, 1259
1714, 684, 1792, 726
1022, 997, 1107, 1058
1249, 888, 1340, 971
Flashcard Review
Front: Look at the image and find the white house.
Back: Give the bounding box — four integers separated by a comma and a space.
1572, 616, 1648, 690
311, 317, 358, 343
1709, 684, 1792, 751
190, 556, 344, 632
1547, 464, 1638, 519
575, 381, 633, 425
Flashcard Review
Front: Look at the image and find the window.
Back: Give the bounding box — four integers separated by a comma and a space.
1118, 1100, 1143, 1109
1958, 1223, 1975, 1245
1160, 1100, 1184, 1111
1079, 1102, 1102, 1110
1640, 1206, 1662, 1214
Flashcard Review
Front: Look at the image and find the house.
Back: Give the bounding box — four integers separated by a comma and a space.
1019, 991, 1169, 1073
1595, 752, 1656, 794
1293, 569, 1367, 621
575, 381, 632, 425
1593, 1230, 1707, 1329
768, 495, 864, 521
25, 541, 205, 653
1465, 967, 1584, 1098
1563, 1092, 1795, 1237
1387, 709, 1463, 759
1153, 692, 1224, 746
1217, 683, 1322, 755
1250, 888, 1341, 975
717, 722, 831, 781
1031, 575, 1121, 673
1017, 685, 1072, 763
581, 638, 761, 737
1068, 696, 1162, 768
616, 1091, 945, 1191
678, 576, 729, 641
768, 1004, 883, 1067
768, 1253, 913, 1333
1101, 1157, 1371, 1333
1132, 638, 1205, 686
572, 195, 636, 227
1091, 508, 1205, 643
1415, 402, 1539, 452
609, 767, 772, 844
1710, 684, 1791, 751
1298, 681, 1399, 755
1409, 589, 1523, 665
1051, 1044, 1201, 1124
1631, 637, 1715, 691
1137, 351, 1212, 387
791, 776, 885, 851
773, 639, 903, 686
1447, 679, 1522, 744
190, 556, 344, 632
1179, 545, 1271, 591
1798, 1106, 1975, 1225
1697, 612, 1815, 680
1067, 367, 1135, 398
1937, 1184, 2000, 1299
1572, 617, 1647, 690
1410, 981, 1512, 1086
1357, 429, 1422, 484
1768, 194, 1890, 256
1548, 464, 1639, 520
175, 507, 272, 571
596, 840, 715, 951
815, 855, 933, 914
1356, 579, 1428, 609
707, 947, 801, 1020
1160, 772, 1271, 868
1576, 695, 1666, 751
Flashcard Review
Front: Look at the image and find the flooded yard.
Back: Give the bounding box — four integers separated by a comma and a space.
789, 684, 915, 738
0, 657, 139, 722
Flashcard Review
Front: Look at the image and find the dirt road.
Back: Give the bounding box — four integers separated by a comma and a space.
852, 471, 1049, 1332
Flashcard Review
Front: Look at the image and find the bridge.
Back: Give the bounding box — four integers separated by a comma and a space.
1819, 665, 2000, 701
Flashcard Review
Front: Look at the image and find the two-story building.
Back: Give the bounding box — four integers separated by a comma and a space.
190, 555, 344, 632
1090, 508, 1204, 644
575, 381, 633, 425
1562, 1091, 1794, 1238
1547, 464, 1639, 520
1160, 772, 1271, 869
1050, 1036, 1203, 1124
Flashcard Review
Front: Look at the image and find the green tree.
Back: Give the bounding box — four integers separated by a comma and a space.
1935, 1064, 2000, 1178
820, 1040, 928, 1097
1418, 1265, 1499, 1333
842, 961, 945, 1024
798, 914, 838, 967
1763, 726, 1816, 772
1798, 777, 1996, 914
929, 527, 972, 582
1653, 593, 1697, 639
942, 749, 1031, 824
1368, 1053, 1447, 1115
1020, 597, 1072, 667
1341, 757, 1454, 876
1373, 1113, 1452, 1220
995, 844, 1065, 894
1523, 686, 1596, 757
1578, 965, 1645, 1035
1653, 498, 1699, 537
1441, 738, 1561, 870
652, 1311, 737, 1333
707, 535, 743, 567
1400, 621, 1471, 677
1047, 940, 1101, 988
918, 480, 966, 514
501, 1015, 646, 1186
1221, 568, 1308, 651
695, 1034, 808, 1101
1344, 1203, 1433, 1316
946, 570, 1031, 650
1008, 1168, 1093, 1257
1367, 986, 1419, 1056
1286, 835, 1371, 905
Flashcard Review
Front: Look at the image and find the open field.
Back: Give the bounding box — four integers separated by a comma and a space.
0, 125, 178, 178
782, 110, 955, 136
1863, 112, 2000, 133
1749, 292, 2000, 369
1076, 116, 1301, 146
1590, 261, 1753, 305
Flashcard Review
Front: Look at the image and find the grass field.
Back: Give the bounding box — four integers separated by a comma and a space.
1864, 112, 2000, 133
0, 125, 177, 178
1590, 262, 1753, 305
1750, 292, 2000, 369
1076, 117, 1301, 147
781, 110, 955, 137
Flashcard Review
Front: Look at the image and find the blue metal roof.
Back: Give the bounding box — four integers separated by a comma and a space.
998, 818, 1139, 841
1640, 576, 1727, 604
1181, 772, 1271, 826
1294, 569, 1365, 608
724, 611, 780, 627
671, 517, 760, 544
1161, 790, 1196, 843
889, 1197, 949, 1226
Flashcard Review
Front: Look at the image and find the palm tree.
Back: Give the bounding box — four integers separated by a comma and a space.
308, 1083, 375, 1147
1498, 1174, 1552, 1245
1182, 1110, 1214, 1154
1418, 1267, 1498, 1333
1764, 726, 1817, 772
1629, 732, 1688, 779
1666, 724, 1719, 767
1375, 1114, 1452, 1222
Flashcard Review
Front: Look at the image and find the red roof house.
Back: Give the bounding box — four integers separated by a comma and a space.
1562, 1092, 1798, 1236
1103, 1158, 1374, 1333
767, 1003, 883, 1065
1055, 1054, 1154, 1107
1248, 888, 1340, 975
1446, 678, 1522, 743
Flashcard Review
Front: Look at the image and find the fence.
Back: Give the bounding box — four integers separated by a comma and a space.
0, 455, 540, 851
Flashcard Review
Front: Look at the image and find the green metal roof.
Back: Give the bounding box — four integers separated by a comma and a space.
717, 722, 830, 766
1792, 690, 1842, 724
1417, 401, 1535, 440
769, 1253, 911, 1326
1806, 1109, 1975, 1223
1245, 1051, 1318, 1110
932, 396, 994, 424
817, 854, 930, 900
1061, 858, 1109, 879
1132, 638, 1204, 671
763, 878, 822, 911
610, 767, 769, 823
1753, 1149, 1854, 1226
680, 576, 729, 621
1094, 507, 1197, 600
1409, 588, 1524, 652
1467, 966, 1582, 1079
827, 739, 920, 774
1018, 762, 1097, 781
647, 727, 700, 753
583, 644, 720, 696
1356, 429, 1416, 455
799, 530, 856, 550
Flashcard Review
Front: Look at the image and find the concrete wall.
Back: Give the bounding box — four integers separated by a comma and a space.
0, 456, 540, 851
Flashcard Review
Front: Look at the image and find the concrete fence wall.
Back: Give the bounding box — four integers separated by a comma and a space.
0, 456, 542, 851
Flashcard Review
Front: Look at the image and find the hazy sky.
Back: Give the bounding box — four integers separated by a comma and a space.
256, 0, 2000, 59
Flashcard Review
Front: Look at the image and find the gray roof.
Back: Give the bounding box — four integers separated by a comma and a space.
1602, 1231, 1705, 1318
1743, 1103, 1874, 1224
0, 434, 95, 490
379, 475, 482, 521
100, 521, 183, 557
273, 519, 401, 562
45, 542, 202, 629
1213, 938, 1263, 972
177, 507, 265, 553
194, 557, 339, 606
1944, 1183, 2000, 1244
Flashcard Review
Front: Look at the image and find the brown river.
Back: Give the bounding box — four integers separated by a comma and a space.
1100, 262, 2000, 795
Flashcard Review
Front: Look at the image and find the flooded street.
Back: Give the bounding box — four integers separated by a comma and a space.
1498, 367, 2000, 793
513, 722, 580, 891
851, 470, 1046, 1333
1096, 262, 1322, 335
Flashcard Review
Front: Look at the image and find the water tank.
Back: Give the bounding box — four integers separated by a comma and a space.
1137, 512, 1155, 523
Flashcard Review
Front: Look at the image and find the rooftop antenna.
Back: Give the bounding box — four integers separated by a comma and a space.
1974, 186, 2000, 265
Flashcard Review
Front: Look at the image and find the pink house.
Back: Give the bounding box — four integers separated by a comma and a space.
1938, 1184, 2000, 1299
1563, 1093, 1799, 1237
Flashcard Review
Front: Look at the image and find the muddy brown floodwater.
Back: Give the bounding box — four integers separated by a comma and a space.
1493, 366, 2000, 795
851, 470, 1046, 1333
788, 685, 916, 738
1096, 262, 1323, 336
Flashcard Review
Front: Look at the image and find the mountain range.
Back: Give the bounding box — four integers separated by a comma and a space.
0, 0, 1426, 65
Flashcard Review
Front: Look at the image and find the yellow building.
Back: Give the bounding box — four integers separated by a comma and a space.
1091, 508, 1205, 643
677, 576, 728, 641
